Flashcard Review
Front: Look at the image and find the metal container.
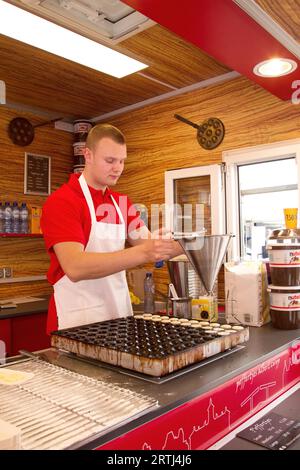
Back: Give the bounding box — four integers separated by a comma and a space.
167, 255, 189, 298
167, 296, 192, 319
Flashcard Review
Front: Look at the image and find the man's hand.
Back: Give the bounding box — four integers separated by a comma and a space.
53, 227, 183, 283
128, 226, 184, 261
137, 237, 175, 263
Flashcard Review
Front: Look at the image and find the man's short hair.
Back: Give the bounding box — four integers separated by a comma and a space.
86, 124, 126, 150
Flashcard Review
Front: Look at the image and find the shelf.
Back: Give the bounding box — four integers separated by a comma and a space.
0, 233, 43, 238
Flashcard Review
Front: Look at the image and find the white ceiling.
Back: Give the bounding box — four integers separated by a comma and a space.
13, 0, 155, 43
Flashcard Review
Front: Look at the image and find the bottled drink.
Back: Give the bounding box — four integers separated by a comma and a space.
144, 272, 155, 313
20, 202, 29, 234
12, 201, 20, 234
4, 202, 12, 234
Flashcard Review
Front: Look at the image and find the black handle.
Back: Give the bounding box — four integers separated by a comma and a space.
174, 114, 199, 130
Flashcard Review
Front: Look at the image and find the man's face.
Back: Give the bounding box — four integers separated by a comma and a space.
85, 137, 127, 188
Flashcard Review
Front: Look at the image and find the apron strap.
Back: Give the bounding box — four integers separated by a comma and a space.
79, 174, 97, 224
79, 174, 126, 227
110, 194, 125, 226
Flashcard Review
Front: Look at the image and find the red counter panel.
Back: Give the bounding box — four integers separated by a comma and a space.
0, 319, 12, 357
99, 340, 300, 450
0, 313, 50, 357
11, 313, 50, 356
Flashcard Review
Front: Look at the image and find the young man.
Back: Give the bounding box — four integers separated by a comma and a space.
41, 124, 182, 333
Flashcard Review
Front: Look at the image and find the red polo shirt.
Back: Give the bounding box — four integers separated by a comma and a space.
41, 173, 144, 333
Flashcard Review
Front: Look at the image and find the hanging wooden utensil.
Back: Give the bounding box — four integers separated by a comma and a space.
174, 114, 225, 150
8, 116, 63, 146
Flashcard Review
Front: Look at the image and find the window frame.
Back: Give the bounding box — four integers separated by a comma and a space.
164, 164, 225, 234
223, 138, 300, 260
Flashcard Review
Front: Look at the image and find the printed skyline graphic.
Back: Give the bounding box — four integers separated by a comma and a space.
142, 398, 231, 451
240, 382, 277, 414
100, 345, 300, 451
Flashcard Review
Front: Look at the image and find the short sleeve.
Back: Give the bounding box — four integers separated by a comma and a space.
41, 194, 86, 252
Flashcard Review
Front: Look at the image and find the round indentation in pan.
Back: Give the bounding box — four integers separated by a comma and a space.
193, 337, 205, 343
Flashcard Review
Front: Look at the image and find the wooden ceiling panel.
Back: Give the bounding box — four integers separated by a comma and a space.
120, 25, 231, 88
0, 34, 171, 118
255, 0, 300, 43
1, 1, 300, 117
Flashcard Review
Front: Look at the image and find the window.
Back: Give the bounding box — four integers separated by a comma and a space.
164, 165, 225, 235
164, 165, 224, 298
238, 158, 298, 259
224, 140, 300, 260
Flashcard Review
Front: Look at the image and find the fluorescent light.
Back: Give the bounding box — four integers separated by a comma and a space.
0, 0, 148, 78
253, 58, 297, 77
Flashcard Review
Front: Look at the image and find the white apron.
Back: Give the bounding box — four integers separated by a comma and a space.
54, 174, 133, 329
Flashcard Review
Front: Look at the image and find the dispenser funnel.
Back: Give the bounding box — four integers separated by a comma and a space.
174, 233, 233, 295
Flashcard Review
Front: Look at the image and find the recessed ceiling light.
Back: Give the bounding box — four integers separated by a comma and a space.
0, 0, 148, 78
253, 58, 297, 78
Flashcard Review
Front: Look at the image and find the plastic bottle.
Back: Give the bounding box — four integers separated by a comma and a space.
12, 202, 20, 234
20, 202, 29, 234
144, 272, 155, 313
0, 202, 3, 233
4, 202, 12, 234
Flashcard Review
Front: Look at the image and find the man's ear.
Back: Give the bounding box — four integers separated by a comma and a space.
84, 147, 92, 164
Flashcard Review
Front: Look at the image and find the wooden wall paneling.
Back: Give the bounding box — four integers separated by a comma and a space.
0, 106, 73, 300
0, 281, 53, 300
0, 238, 49, 277
111, 76, 300, 301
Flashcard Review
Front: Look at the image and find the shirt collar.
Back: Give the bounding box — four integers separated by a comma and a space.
68, 172, 111, 198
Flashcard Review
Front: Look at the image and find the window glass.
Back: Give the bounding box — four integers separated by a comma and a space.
238, 158, 298, 259
174, 175, 211, 234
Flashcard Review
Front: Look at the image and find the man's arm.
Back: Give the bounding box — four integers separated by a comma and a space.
53, 236, 176, 282
127, 226, 184, 258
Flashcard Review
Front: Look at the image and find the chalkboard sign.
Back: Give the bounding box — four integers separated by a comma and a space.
237, 412, 300, 450
24, 153, 51, 195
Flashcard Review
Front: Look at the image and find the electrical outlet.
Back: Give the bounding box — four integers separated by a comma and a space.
0, 268, 4, 279
3, 267, 12, 278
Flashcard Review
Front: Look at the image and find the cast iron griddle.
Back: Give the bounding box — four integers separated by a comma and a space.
51, 317, 249, 377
